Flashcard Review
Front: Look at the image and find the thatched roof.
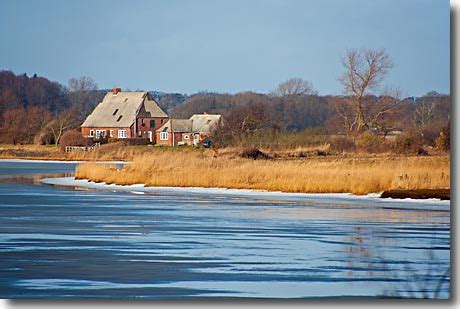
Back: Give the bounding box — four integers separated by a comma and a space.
81, 91, 167, 128
157, 114, 222, 133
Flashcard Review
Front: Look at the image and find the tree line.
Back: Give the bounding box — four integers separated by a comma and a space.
0, 48, 450, 152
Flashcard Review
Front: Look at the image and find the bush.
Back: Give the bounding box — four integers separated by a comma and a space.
419, 127, 439, 146
436, 132, 449, 151
355, 132, 388, 153
34, 129, 55, 145
393, 130, 424, 154
121, 138, 151, 146
240, 148, 271, 160
330, 136, 356, 153
435, 124, 450, 151
59, 130, 90, 152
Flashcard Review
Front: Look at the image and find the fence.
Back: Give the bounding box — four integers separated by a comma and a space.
65, 142, 101, 153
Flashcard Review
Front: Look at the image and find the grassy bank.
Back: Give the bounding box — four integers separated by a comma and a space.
75, 152, 450, 195
0, 143, 204, 161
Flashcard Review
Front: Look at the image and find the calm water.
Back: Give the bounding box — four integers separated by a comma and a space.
0, 160, 450, 299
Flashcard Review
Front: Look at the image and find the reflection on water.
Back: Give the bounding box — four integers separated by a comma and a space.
0, 160, 450, 299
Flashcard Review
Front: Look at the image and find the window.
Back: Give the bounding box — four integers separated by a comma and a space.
160, 132, 169, 140
117, 115, 123, 122
118, 130, 127, 139
89, 130, 94, 137
184, 135, 189, 140
150, 120, 155, 128
141, 119, 145, 127
95, 130, 104, 138
206, 119, 212, 124
113, 109, 119, 116
109, 130, 114, 137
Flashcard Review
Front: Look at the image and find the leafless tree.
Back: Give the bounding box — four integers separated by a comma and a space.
367, 88, 402, 133
338, 48, 395, 133
46, 109, 78, 147
414, 99, 437, 126
67, 76, 99, 123
272, 78, 316, 97
68, 76, 98, 93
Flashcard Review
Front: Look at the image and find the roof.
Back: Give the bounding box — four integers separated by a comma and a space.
144, 99, 168, 118
81, 91, 167, 128
157, 119, 192, 132
190, 114, 222, 132
157, 114, 222, 133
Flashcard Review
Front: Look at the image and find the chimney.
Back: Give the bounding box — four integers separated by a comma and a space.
112, 87, 122, 95
203, 112, 208, 115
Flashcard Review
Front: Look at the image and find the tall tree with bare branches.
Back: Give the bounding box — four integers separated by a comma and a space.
414, 99, 437, 126
337, 48, 398, 133
272, 78, 316, 97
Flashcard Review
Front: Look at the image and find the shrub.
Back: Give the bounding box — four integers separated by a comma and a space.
419, 127, 439, 146
436, 132, 449, 151
240, 148, 271, 160
59, 130, 89, 152
34, 129, 55, 145
393, 130, 424, 154
435, 124, 450, 151
330, 136, 356, 153
121, 138, 151, 146
355, 132, 388, 153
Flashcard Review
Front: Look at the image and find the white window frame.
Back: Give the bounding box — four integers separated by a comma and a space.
118, 130, 127, 139
89, 130, 94, 137
183, 135, 189, 140
95, 130, 104, 138
109, 130, 114, 137
160, 132, 169, 140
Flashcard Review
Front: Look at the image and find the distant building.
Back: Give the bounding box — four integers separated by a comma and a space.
81, 88, 169, 142
156, 114, 222, 146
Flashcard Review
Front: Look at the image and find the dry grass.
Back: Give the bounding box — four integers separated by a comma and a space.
0, 144, 63, 160
75, 152, 450, 195
0, 142, 204, 161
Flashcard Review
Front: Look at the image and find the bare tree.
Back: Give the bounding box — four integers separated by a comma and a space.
272, 78, 316, 97
367, 88, 402, 133
46, 109, 78, 147
68, 76, 98, 93
67, 76, 99, 123
338, 48, 394, 133
414, 99, 437, 126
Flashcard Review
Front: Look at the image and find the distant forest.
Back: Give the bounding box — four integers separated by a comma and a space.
0, 66, 450, 152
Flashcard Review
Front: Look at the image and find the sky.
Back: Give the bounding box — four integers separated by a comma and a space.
0, 0, 450, 96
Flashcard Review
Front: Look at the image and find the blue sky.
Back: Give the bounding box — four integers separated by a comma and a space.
0, 0, 450, 96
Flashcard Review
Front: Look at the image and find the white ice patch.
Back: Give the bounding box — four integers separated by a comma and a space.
40, 177, 450, 208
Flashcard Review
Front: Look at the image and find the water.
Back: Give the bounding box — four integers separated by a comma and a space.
0, 160, 450, 299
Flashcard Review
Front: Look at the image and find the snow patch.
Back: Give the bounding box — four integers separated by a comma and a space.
40, 177, 450, 207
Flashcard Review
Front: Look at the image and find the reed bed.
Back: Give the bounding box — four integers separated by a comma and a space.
75, 152, 450, 195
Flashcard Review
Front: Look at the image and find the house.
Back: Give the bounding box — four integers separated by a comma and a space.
81, 88, 168, 142
156, 114, 222, 146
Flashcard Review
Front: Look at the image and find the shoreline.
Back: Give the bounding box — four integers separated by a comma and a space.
0, 158, 127, 164
43, 177, 450, 203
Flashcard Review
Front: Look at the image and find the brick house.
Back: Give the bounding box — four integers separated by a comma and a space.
81, 88, 168, 142
156, 114, 222, 146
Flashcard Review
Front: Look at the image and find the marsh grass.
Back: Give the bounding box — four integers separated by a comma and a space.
75, 152, 450, 195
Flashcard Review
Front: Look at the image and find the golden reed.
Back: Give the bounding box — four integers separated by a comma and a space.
75, 152, 450, 195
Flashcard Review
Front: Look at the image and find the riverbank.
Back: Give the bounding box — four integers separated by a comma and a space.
0, 143, 202, 161
75, 151, 450, 196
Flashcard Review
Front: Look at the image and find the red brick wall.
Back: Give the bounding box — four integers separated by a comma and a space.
81, 127, 133, 139
135, 117, 169, 141
154, 132, 212, 146
155, 132, 183, 146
